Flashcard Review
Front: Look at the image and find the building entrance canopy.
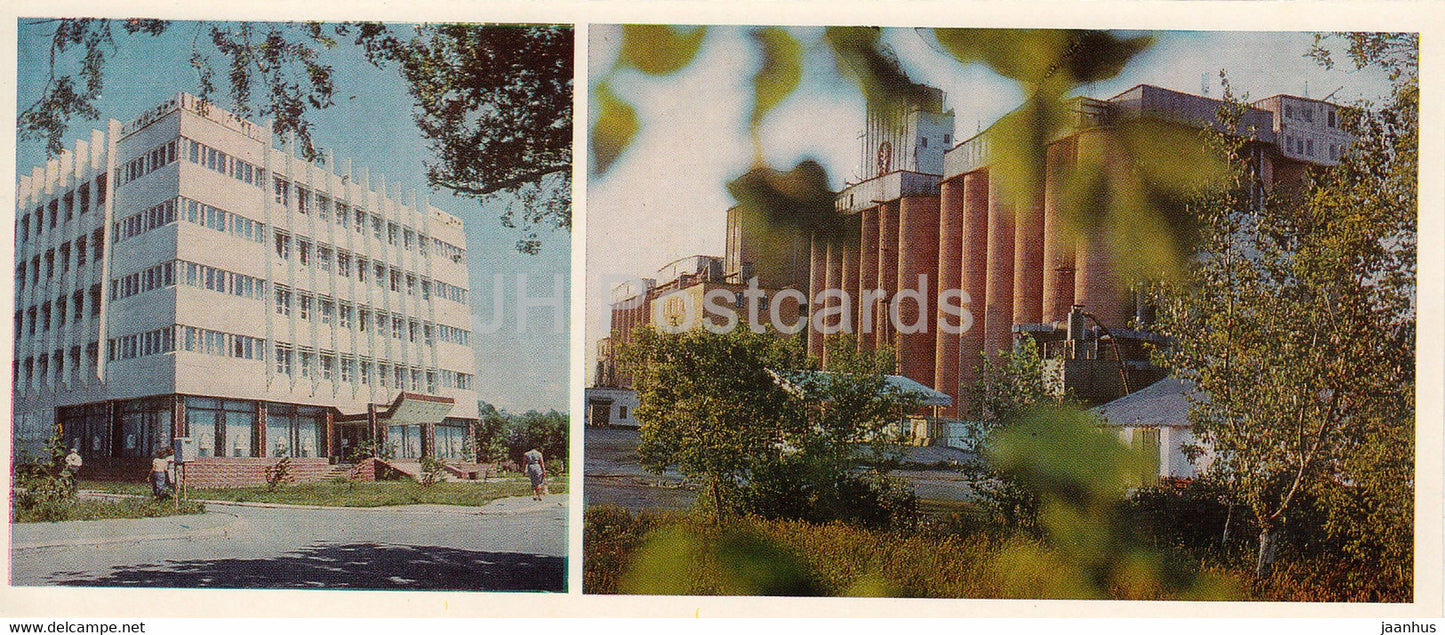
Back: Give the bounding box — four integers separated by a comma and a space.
336, 392, 456, 426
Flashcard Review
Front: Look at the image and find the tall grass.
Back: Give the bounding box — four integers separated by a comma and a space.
583, 506, 1410, 601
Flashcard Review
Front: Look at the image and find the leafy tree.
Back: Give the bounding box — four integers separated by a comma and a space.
473, 402, 510, 463
1153, 35, 1416, 577
625, 327, 919, 525
957, 337, 1054, 531
20, 19, 571, 253
473, 403, 568, 470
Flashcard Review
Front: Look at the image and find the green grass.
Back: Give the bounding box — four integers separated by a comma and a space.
81, 477, 566, 508
14, 496, 205, 523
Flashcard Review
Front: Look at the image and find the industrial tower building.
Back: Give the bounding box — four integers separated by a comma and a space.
816, 84, 1351, 416
14, 93, 480, 486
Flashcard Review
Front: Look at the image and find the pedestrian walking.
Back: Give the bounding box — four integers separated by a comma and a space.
64, 447, 83, 494
523, 448, 547, 501
150, 447, 174, 500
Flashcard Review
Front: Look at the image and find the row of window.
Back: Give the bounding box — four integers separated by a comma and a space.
117, 138, 180, 187
16, 285, 103, 339
109, 260, 268, 303
16, 343, 100, 389
181, 197, 267, 243
16, 230, 104, 294
105, 324, 267, 363
273, 177, 465, 264
107, 325, 176, 361
272, 344, 470, 392
113, 198, 178, 242
18, 174, 106, 246
186, 137, 265, 187
273, 231, 467, 303
1283, 134, 1344, 161
272, 284, 466, 346
437, 324, 471, 347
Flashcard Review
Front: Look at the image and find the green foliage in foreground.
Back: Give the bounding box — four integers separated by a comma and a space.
582, 505, 1408, 602
81, 478, 565, 508
13, 497, 205, 524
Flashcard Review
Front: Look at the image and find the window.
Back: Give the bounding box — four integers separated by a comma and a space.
337, 252, 350, 277
620, 406, 628, 419
275, 232, 291, 259
403, 228, 414, 249
299, 350, 313, 379
318, 246, 332, 272
320, 299, 334, 325
392, 316, 404, 339
298, 294, 312, 321
275, 345, 293, 375
76, 238, 87, 267
1328, 109, 1337, 128
339, 304, 353, 329
274, 178, 290, 207
359, 361, 371, 385
340, 356, 353, 383
387, 222, 399, 246
390, 269, 401, 292
408, 320, 418, 343
406, 275, 416, 296
297, 188, 310, 215
371, 215, 383, 238
298, 240, 311, 266
359, 310, 370, 332
275, 287, 292, 316
354, 208, 366, 233
321, 353, 334, 381
317, 195, 331, 220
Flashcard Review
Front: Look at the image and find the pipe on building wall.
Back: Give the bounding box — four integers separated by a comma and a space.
876, 200, 901, 352
933, 176, 966, 415
897, 195, 940, 387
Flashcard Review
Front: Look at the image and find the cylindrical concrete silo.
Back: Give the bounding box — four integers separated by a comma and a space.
958, 169, 990, 416
858, 206, 880, 352
982, 171, 1016, 360
933, 176, 966, 414
1041, 137, 1078, 325
897, 194, 940, 387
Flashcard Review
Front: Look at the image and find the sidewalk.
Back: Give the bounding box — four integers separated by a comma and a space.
11, 509, 243, 550
12, 492, 566, 550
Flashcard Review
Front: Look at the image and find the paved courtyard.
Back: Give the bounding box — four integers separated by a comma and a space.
11, 494, 567, 591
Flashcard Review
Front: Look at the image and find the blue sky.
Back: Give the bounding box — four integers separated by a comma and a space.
585, 27, 1400, 374
15, 20, 571, 413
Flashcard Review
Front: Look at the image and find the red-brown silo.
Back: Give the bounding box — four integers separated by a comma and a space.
957, 169, 991, 415
933, 176, 966, 414
896, 195, 940, 387
982, 171, 1016, 360
808, 233, 826, 359
1072, 131, 1132, 330
842, 214, 862, 345
858, 206, 880, 352
823, 237, 844, 366
1041, 137, 1077, 324
1012, 183, 1046, 327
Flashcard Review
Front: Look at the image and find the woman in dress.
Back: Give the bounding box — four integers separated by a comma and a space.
523, 448, 547, 501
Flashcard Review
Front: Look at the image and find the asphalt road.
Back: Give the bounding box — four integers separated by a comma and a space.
584, 426, 976, 513
11, 495, 567, 591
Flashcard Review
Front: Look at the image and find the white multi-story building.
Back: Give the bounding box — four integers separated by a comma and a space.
14, 93, 479, 485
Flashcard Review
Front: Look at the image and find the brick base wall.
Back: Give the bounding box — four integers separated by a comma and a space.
181, 458, 333, 489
